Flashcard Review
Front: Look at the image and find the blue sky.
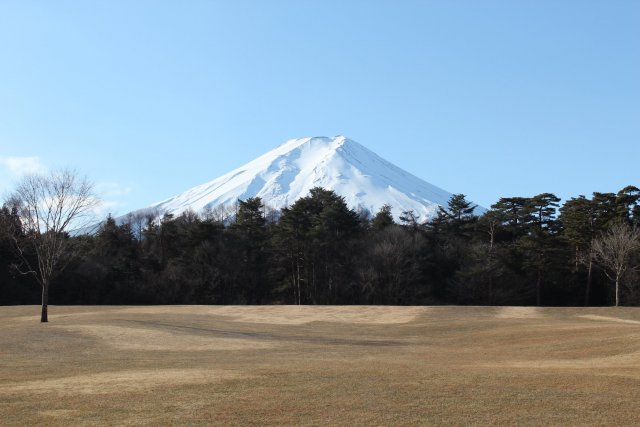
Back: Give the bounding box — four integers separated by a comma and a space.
1, 0, 638, 216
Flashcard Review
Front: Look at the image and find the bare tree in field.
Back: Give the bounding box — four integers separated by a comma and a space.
125, 210, 156, 241
592, 222, 640, 307
6, 169, 99, 322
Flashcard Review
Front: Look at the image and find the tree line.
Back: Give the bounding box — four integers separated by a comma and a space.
1, 173, 639, 311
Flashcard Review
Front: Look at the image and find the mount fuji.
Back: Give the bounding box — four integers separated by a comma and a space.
127, 136, 476, 222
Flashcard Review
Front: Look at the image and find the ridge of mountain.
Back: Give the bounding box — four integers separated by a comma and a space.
128, 136, 478, 222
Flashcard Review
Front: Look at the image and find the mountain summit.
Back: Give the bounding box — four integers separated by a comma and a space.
138, 136, 465, 221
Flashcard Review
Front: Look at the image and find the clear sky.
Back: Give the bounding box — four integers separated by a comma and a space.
1, 0, 638, 216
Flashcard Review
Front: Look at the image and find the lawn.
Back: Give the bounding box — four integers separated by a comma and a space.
1, 305, 640, 426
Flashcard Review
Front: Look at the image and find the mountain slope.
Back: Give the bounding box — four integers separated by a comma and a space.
134, 136, 472, 221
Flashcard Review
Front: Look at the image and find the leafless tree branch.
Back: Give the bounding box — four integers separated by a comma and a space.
5, 168, 100, 322
592, 222, 640, 306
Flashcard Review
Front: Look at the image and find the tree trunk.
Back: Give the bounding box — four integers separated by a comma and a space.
536, 269, 542, 306
291, 259, 296, 304
296, 260, 301, 305
312, 262, 316, 304
615, 273, 620, 307
585, 258, 593, 306
488, 235, 494, 306
41, 281, 49, 323
488, 276, 493, 306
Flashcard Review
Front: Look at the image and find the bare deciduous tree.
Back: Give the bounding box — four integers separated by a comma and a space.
202, 203, 235, 224
358, 226, 422, 304
125, 211, 151, 241
7, 169, 99, 322
592, 222, 640, 307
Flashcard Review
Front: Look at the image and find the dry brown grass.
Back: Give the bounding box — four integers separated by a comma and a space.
1, 305, 640, 426
1, 369, 245, 395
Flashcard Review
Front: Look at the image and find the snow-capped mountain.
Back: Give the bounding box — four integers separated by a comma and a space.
130, 136, 474, 221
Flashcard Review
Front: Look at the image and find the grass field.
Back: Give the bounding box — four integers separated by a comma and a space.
1, 305, 640, 426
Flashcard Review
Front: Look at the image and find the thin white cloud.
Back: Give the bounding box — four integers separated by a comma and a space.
92, 182, 136, 219
92, 199, 119, 219
95, 182, 134, 197
0, 156, 47, 176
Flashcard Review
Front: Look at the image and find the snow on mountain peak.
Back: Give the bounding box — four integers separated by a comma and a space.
135, 136, 472, 222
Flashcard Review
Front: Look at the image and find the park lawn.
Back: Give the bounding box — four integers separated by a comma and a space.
1, 305, 640, 426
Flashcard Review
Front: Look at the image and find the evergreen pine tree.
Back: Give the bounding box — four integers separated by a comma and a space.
372, 204, 394, 230
615, 185, 640, 225
560, 196, 598, 304
519, 193, 562, 306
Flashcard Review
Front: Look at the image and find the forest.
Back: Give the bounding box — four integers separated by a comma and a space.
1, 185, 639, 307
